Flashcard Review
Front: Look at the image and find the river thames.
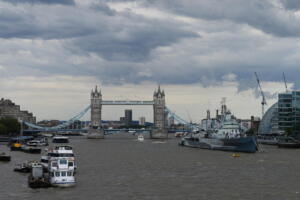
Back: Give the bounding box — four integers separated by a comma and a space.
1, 133, 300, 200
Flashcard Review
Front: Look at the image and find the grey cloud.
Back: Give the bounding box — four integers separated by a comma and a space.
70, 19, 198, 61
1, 0, 300, 98
128, 0, 300, 37
0, 6, 98, 39
281, 0, 300, 10
2, 0, 75, 5
0, 2, 198, 61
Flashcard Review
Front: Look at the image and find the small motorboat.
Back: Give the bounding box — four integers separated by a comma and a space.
22, 141, 42, 154
9, 136, 34, 151
0, 152, 10, 161
14, 161, 32, 173
10, 142, 22, 151
137, 135, 144, 142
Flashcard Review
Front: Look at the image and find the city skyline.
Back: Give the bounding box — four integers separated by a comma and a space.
1, 0, 299, 121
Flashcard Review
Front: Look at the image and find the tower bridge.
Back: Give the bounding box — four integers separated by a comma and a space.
23, 85, 199, 138
89, 85, 168, 139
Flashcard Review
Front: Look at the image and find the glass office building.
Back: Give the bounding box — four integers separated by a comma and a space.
278, 91, 300, 131
259, 90, 300, 134
278, 92, 293, 130
292, 91, 300, 130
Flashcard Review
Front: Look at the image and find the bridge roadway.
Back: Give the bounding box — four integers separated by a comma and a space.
101, 100, 154, 105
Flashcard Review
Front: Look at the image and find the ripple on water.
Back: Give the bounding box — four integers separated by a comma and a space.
1, 134, 300, 200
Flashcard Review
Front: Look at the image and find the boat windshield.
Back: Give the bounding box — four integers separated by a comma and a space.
59, 160, 68, 165
48, 153, 74, 157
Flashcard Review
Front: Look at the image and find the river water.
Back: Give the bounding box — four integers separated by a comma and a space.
1, 133, 300, 200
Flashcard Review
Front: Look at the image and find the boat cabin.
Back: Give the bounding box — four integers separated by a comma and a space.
52, 136, 69, 143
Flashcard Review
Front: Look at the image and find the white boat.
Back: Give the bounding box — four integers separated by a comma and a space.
48, 159, 76, 187
137, 135, 144, 142
41, 146, 76, 171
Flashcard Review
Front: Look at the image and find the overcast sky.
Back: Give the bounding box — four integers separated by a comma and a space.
1, 0, 299, 122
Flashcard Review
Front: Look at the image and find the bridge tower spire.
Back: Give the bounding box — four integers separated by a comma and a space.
152, 85, 168, 139
88, 85, 104, 139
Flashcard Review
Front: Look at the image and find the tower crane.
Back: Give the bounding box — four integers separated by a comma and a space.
283, 72, 288, 92
254, 72, 267, 118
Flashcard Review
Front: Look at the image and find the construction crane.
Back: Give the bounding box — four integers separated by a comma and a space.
282, 72, 288, 92
185, 109, 193, 124
254, 72, 267, 118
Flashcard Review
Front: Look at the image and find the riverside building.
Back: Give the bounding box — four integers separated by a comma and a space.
259, 90, 300, 134
0, 98, 36, 123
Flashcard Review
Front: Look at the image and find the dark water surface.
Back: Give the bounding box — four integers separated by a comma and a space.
1, 133, 300, 200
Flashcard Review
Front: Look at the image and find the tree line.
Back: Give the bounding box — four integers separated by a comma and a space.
0, 118, 20, 135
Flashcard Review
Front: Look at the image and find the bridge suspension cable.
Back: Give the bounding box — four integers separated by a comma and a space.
165, 107, 200, 130
24, 105, 91, 131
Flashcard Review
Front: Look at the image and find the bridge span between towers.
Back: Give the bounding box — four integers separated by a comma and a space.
101, 100, 154, 105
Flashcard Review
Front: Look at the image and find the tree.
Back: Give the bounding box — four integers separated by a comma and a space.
0, 123, 7, 135
0, 118, 20, 135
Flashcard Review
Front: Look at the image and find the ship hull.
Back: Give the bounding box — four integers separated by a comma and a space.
179, 136, 258, 153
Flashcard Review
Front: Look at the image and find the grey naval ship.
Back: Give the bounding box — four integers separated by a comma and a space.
179, 111, 258, 153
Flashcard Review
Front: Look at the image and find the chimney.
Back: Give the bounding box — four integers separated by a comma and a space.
207, 110, 210, 120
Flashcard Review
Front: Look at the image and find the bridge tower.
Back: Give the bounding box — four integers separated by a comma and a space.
152, 85, 168, 139
87, 85, 104, 139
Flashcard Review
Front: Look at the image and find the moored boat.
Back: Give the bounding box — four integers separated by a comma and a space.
14, 161, 33, 173
48, 159, 76, 187
22, 140, 42, 154
277, 136, 300, 148
28, 162, 51, 188
9, 136, 34, 151
257, 134, 280, 145
0, 152, 11, 161
180, 134, 258, 153
179, 110, 258, 153
41, 146, 76, 171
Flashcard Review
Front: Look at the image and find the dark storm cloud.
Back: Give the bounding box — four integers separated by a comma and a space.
123, 0, 300, 37
70, 20, 198, 61
0, 1, 198, 61
0, 6, 98, 39
2, 0, 75, 5
1, 0, 300, 97
281, 0, 300, 10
